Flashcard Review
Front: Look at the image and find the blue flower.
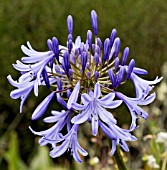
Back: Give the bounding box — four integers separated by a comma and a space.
30, 110, 71, 146
116, 91, 156, 130
130, 71, 163, 97
49, 124, 88, 163
99, 120, 136, 155
7, 75, 34, 112
71, 83, 122, 136
8, 9, 162, 162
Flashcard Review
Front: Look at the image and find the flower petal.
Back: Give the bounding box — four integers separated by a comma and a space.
71, 102, 86, 110
81, 93, 92, 105
76, 141, 88, 156
73, 145, 82, 163
108, 124, 132, 141
10, 84, 33, 99
67, 81, 80, 109
138, 93, 156, 105
99, 121, 117, 139
98, 93, 115, 104
20, 88, 32, 113
43, 110, 67, 123
133, 67, 148, 75
98, 98, 122, 109
94, 82, 101, 98
50, 140, 69, 158
32, 92, 55, 120
97, 105, 117, 124
110, 140, 117, 156
92, 113, 98, 136
119, 140, 129, 152
71, 105, 90, 124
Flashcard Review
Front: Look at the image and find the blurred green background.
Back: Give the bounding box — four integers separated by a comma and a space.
0, 0, 167, 169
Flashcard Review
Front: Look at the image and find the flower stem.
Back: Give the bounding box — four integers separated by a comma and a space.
113, 145, 128, 170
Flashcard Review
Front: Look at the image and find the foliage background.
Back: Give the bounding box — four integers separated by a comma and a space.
0, 0, 167, 169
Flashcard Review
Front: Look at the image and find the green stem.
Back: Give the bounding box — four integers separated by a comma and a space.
113, 146, 128, 170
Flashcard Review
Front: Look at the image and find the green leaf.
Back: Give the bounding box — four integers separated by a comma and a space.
4, 131, 28, 170
30, 145, 61, 170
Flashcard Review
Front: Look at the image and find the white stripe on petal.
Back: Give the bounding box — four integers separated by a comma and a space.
81, 93, 92, 104
92, 113, 98, 136
98, 93, 115, 104
99, 100, 122, 109
94, 82, 101, 98
50, 140, 69, 158
71, 103, 86, 110
97, 105, 117, 124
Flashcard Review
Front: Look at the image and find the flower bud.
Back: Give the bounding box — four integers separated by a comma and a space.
103, 38, 110, 62
94, 71, 99, 81
63, 52, 70, 74
108, 69, 116, 88
94, 53, 99, 67
121, 47, 129, 65
57, 77, 62, 90
126, 59, 135, 80
97, 37, 103, 50
114, 57, 120, 71
91, 10, 98, 35
87, 30, 92, 48
68, 39, 73, 53
81, 52, 88, 72
67, 15, 73, 35
42, 68, 50, 89
110, 29, 117, 47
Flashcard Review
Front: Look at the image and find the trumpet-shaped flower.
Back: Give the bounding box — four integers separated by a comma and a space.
99, 120, 137, 155
30, 110, 71, 146
116, 91, 156, 130
71, 83, 122, 136
49, 124, 88, 163
130, 72, 163, 97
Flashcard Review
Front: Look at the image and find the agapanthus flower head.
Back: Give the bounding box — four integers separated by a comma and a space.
8, 10, 162, 162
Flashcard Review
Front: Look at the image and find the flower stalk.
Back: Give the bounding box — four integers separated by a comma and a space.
113, 146, 128, 170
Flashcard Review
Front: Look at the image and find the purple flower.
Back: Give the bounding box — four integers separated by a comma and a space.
8, 9, 162, 162
116, 91, 156, 130
12, 42, 57, 97
129, 71, 163, 97
7, 75, 34, 112
71, 83, 122, 136
47, 37, 59, 62
87, 30, 92, 48
49, 124, 88, 163
99, 120, 136, 155
108, 66, 125, 88
30, 110, 71, 146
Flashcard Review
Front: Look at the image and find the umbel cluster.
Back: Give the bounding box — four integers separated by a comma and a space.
8, 10, 162, 162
